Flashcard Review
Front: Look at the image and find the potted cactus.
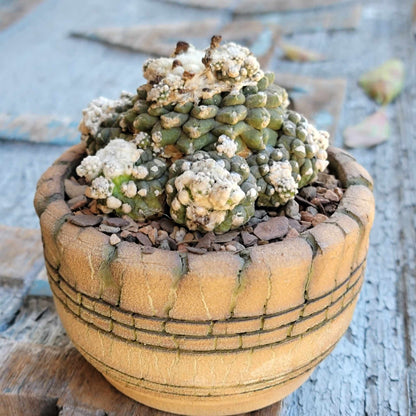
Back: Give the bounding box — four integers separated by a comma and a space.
35, 37, 374, 416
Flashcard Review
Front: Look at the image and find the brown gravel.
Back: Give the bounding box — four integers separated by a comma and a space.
64, 179, 87, 199
66, 171, 344, 253
68, 214, 102, 227
67, 195, 88, 210
254, 217, 289, 241
109, 234, 121, 245
104, 217, 130, 228
99, 224, 121, 234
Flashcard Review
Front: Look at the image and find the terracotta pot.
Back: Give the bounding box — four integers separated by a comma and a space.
35, 144, 374, 416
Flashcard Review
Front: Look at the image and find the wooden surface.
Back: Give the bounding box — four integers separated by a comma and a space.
0, 0, 415, 415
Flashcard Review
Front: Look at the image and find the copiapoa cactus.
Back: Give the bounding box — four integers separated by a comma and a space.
76, 36, 330, 233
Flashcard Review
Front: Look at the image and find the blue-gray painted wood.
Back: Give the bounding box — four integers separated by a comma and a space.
0, 0, 415, 415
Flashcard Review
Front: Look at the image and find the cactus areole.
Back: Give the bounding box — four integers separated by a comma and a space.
76, 36, 330, 233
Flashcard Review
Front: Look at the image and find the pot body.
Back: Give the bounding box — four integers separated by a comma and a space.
35, 144, 374, 416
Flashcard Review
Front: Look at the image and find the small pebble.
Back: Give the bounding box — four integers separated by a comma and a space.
159, 218, 175, 233
334, 187, 344, 199
139, 225, 153, 235
109, 233, 121, 245
147, 228, 158, 245
215, 231, 239, 243
254, 217, 289, 241
288, 219, 302, 233
228, 241, 245, 252
247, 217, 263, 226
241, 231, 258, 246
285, 227, 300, 239
80, 208, 93, 215
159, 239, 171, 250
306, 206, 318, 216
312, 213, 328, 226
324, 189, 339, 202
150, 221, 161, 230
88, 200, 99, 214
325, 203, 337, 214
64, 179, 87, 199
196, 232, 215, 249
300, 221, 312, 232
311, 196, 330, 205
125, 234, 136, 243
120, 230, 132, 239
136, 232, 152, 246
301, 211, 315, 222
68, 195, 88, 210
121, 216, 139, 232
99, 224, 121, 234
68, 214, 102, 227
172, 227, 187, 243
167, 237, 178, 250
317, 172, 339, 189
177, 243, 188, 252
300, 186, 317, 200
284, 199, 300, 219
254, 210, 267, 219
157, 230, 169, 242
104, 217, 129, 228
187, 246, 207, 254
226, 244, 237, 252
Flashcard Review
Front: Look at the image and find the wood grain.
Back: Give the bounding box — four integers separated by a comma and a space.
0, 0, 415, 415
0, 225, 43, 284
155, 0, 348, 13
0, 337, 282, 416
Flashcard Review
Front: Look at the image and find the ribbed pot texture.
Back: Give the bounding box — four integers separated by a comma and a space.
34, 144, 374, 416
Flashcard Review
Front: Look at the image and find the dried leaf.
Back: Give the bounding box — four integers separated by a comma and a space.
358, 59, 405, 105
280, 43, 326, 62
343, 109, 390, 148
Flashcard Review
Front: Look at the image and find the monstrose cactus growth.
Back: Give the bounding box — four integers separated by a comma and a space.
76, 36, 330, 233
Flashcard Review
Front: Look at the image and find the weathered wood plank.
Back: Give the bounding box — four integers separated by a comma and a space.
0, 0, 415, 415
0, 225, 46, 331
0, 338, 282, 416
0, 259, 44, 331
276, 74, 346, 140
0, 225, 43, 283
0, 0, 43, 31
0, 113, 79, 145
0, 142, 66, 229
234, 4, 362, 35
395, 20, 416, 415
156, 0, 349, 13
278, 0, 415, 415
70, 17, 279, 69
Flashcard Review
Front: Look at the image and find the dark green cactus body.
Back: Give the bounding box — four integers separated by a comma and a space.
83, 72, 292, 158
78, 46, 329, 227
247, 146, 298, 208
110, 174, 168, 221
165, 151, 258, 233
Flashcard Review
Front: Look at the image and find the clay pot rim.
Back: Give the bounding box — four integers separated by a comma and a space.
34, 142, 374, 260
